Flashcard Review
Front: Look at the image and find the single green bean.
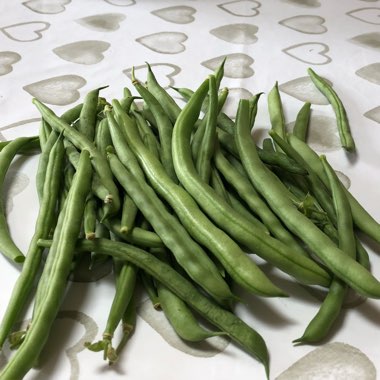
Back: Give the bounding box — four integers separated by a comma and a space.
146, 63, 181, 124
0, 137, 36, 263
268, 81, 286, 149
307, 68, 355, 152
120, 194, 138, 234
293, 102, 311, 142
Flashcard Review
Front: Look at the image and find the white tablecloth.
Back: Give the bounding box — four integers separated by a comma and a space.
0, 1, 380, 379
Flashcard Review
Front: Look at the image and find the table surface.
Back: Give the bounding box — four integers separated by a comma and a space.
0, 1, 380, 379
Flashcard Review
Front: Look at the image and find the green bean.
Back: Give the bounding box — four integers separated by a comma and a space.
37, 237, 270, 379
120, 194, 138, 234
156, 248, 226, 342
172, 78, 329, 289
107, 151, 234, 306
0, 137, 37, 264
217, 128, 307, 175
140, 271, 161, 309
287, 134, 380, 245
94, 118, 112, 157
101, 216, 164, 248
63, 138, 113, 217
268, 81, 286, 148
60, 102, 83, 124
191, 88, 229, 163
78, 87, 107, 141
86, 260, 137, 363
38, 119, 52, 151
146, 63, 181, 124
132, 69, 176, 181
0, 136, 40, 155
195, 75, 218, 183
0, 149, 92, 380
270, 131, 338, 226
214, 145, 309, 258
112, 99, 287, 298
32, 98, 120, 215
84, 196, 97, 240
307, 68, 355, 152
115, 291, 136, 356
35, 131, 59, 201
293, 102, 311, 142
0, 136, 65, 348
235, 98, 380, 299
294, 155, 356, 344
106, 111, 145, 182
262, 138, 275, 153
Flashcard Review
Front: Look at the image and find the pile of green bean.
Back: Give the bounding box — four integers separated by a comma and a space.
1, 61, 380, 380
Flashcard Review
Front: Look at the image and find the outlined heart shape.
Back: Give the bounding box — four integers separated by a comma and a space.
151, 6, 196, 24
276, 342, 376, 379
2, 170, 30, 215
23, 75, 86, 106
346, 7, 380, 25
364, 106, 380, 123
279, 76, 331, 104
0, 21, 50, 42
217, 0, 261, 17
282, 42, 331, 65
123, 63, 181, 89
22, 0, 71, 14
202, 53, 254, 78
136, 32, 187, 54
0, 51, 21, 76
349, 32, 380, 51
53, 40, 110, 65
210, 23, 258, 44
104, 0, 135, 6
356, 63, 380, 85
281, 0, 321, 7
76, 13, 126, 32
279, 15, 327, 34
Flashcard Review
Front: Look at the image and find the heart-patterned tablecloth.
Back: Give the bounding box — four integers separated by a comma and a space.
0, 1, 380, 380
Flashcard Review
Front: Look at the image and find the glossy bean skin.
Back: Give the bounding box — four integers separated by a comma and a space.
35, 131, 59, 201
132, 71, 176, 181
78, 87, 107, 141
153, 248, 225, 342
0, 137, 65, 348
146, 63, 181, 124
38, 237, 270, 379
112, 99, 287, 298
308, 68, 355, 152
0, 137, 35, 263
32, 98, 120, 215
172, 78, 329, 289
235, 99, 380, 299
293, 102, 311, 142
195, 75, 218, 184
107, 151, 234, 306
267, 82, 286, 149
0, 150, 92, 380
